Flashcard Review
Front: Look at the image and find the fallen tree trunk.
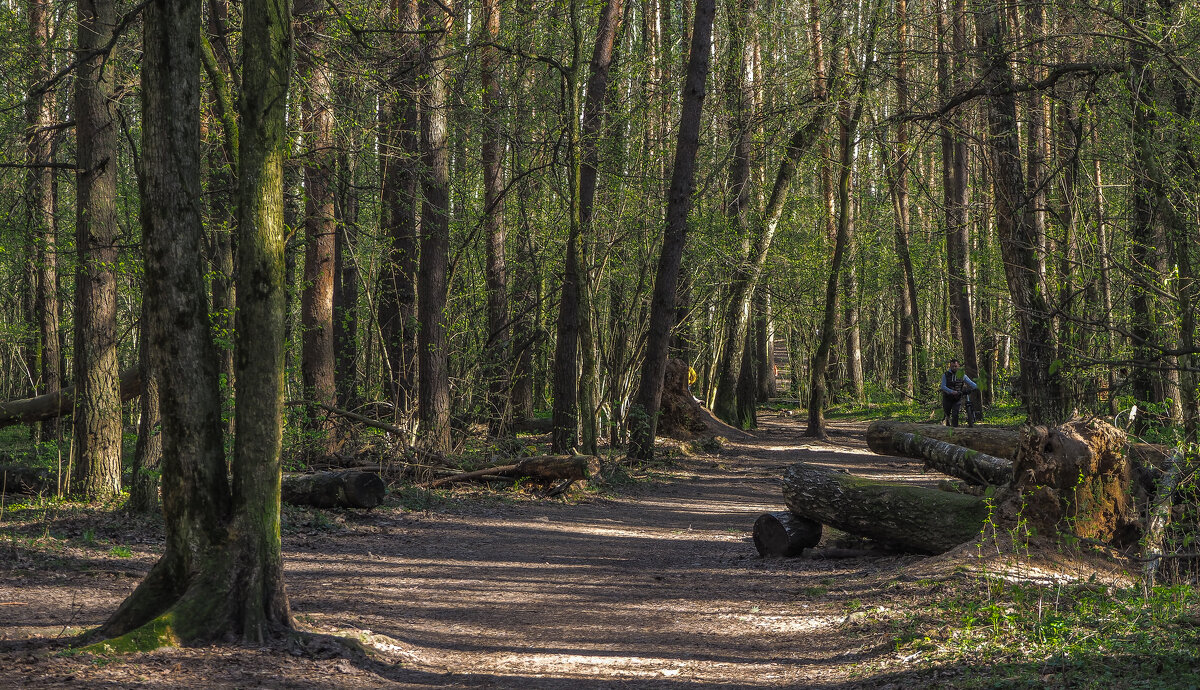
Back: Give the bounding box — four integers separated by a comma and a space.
281, 470, 387, 509
424, 454, 601, 489
893, 432, 1012, 486
782, 462, 989, 554
753, 511, 822, 556
0, 368, 142, 428
867, 420, 1168, 468
866, 421, 1018, 459
0, 464, 54, 495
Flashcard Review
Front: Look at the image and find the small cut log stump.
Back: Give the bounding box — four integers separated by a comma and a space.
892, 432, 1012, 487
782, 462, 989, 554
753, 511, 822, 556
282, 470, 386, 509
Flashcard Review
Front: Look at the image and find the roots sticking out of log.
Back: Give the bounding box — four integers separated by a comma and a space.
999, 419, 1141, 547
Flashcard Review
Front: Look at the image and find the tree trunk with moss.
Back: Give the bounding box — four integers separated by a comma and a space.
92, 0, 293, 648
782, 462, 989, 554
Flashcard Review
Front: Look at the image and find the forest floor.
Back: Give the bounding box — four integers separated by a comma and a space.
0, 414, 1183, 688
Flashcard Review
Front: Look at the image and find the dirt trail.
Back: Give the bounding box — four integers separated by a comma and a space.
1, 417, 935, 688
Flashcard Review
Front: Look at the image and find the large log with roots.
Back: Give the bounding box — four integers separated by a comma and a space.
0, 368, 142, 428
281, 470, 387, 509
892, 432, 1012, 486
782, 462, 989, 554
996, 420, 1142, 547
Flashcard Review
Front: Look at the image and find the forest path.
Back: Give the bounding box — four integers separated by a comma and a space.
2, 416, 935, 688
284, 416, 931, 687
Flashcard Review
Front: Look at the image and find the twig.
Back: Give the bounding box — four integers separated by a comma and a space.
285, 399, 407, 437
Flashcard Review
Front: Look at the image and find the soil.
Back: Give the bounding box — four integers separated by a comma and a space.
0, 416, 1120, 688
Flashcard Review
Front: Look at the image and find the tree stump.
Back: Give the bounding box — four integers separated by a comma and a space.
753, 511, 822, 556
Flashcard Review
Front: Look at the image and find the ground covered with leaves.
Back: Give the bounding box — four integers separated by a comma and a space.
1, 416, 1197, 688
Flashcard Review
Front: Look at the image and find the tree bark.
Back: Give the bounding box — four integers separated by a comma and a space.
93, 0, 294, 647
378, 0, 421, 421
481, 0, 511, 438
975, 0, 1064, 424
417, 0, 454, 452
26, 0, 61, 441
628, 0, 716, 461
782, 462, 989, 554
129, 318, 161, 513
74, 0, 123, 498
298, 0, 338, 451
892, 431, 1012, 486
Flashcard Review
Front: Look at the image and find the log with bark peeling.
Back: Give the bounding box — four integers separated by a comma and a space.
1141, 448, 1185, 583
893, 432, 1012, 486
281, 470, 387, 509
782, 462, 989, 554
424, 455, 601, 489
0, 368, 142, 428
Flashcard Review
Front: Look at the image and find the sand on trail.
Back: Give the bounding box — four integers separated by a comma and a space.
1, 417, 945, 688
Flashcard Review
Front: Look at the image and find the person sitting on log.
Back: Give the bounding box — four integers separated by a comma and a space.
939, 358, 977, 427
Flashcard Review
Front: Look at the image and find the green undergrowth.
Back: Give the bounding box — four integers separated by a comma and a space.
884, 577, 1200, 687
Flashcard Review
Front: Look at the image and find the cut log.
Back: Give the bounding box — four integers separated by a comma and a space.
782, 462, 989, 554
893, 432, 1012, 486
0, 465, 54, 495
0, 368, 142, 428
753, 511, 822, 556
424, 454, 601, 488
281, 470, 386, 509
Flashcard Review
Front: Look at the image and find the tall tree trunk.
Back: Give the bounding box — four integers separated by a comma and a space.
888, 0, 916, 397
298, 0, 337, 450
333, 143, 359, 409
74, 0, 123, 498
96, 0, 293, 646
807, 91, 863, 437
628, 0, 716, 461
939, 0, 977, 378
417, 0, 453, 452
27, 0, 61, 441
378, 0, 421, 422
712, 0, 758, 425
481, 0, 511, 438
842, 232, 864, 401
975, 0, 1064, 424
